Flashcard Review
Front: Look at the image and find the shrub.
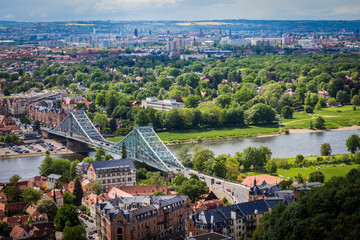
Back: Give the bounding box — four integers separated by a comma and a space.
305, 105, 313, 113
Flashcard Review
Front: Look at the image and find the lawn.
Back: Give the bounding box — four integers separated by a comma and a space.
156, 124, 280, 143
107, 136, 123, 143
277, 164, 360, 182
282, 105, 360, 129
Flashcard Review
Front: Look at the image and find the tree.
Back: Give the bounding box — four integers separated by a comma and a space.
63, 191, 75, 205
3, 185, 23, 203
2, 87, 10, 96
94, 147, 106, 161
245, 103, 276, 124
185, 95, 200, 108
320, 143, 332, 156
281, 106, 293, 119
37, 198, 58, 221
134, 109, 150, 126
174, 172, 188, 186
153, 189, 165, 196
193, 149, 215, 171
93, 113, 108, 130
212, 159, 226, 178
9, 174, 21, 183
23, 187, 41, 202
157, 77, 172, 90
93, 180, 103, 195
68, 83, 78, 93
54, 204, 80, 231
309, 171, 325, 183
327, 97, 338, 106
315, 116, 325, 129
225, 157, 240, 180
295, 154, 304, 165
73, 178, 83, 207
256, 169, 360, 239
176, 145, 192, 167
69, 160, 80, 180
278, 179, 293, 190
177, 178, 209, 203
265, 159, 278, 173
351, 95, 360, 106
121, 142, 127, 159
148, 172, 165, 185
304, 105, 313, 113
336, 90, 349, 105
63, 225, 87, 240
0, 222, 12, 238
106, 95, 118, 117
346, 134, 360, 153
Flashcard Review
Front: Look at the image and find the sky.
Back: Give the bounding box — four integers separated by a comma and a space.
1, 0, 360, 22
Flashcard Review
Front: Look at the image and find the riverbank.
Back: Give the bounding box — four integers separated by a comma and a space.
0, 148, 75, 159
162, 125, 360, 145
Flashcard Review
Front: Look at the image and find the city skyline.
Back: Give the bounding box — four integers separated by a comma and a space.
1, 0, 360, 22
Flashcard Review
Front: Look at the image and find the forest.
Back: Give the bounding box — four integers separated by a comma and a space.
1, 52, 360, 136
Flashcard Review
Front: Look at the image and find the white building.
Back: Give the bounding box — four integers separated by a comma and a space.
141, 97, 185, 111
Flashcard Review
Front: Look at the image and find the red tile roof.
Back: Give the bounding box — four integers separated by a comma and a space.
115, 185, 170, 196
241, 175, 286, 187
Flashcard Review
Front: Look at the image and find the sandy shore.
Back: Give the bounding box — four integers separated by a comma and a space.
289, 125, 360, 134
0, 149, 75, 159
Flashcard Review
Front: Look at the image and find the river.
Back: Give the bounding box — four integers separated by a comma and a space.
167, 129, 360, 158
0, 129, 359, 182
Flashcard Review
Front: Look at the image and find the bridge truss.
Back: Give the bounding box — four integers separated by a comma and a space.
49, 111, 183, 172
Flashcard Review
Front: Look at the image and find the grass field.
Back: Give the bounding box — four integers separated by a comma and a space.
277, 164, 360, 182
281, 105, 360, 129
156, 124, 280, 143
107, 136, 123, 143
107, 106, 360, 143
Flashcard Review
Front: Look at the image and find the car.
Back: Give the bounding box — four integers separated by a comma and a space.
89, 219, 94, 223
88, 236, 94, 240
199, 176, 205, 180
5, 151, 10, 154
215, 181, 221, 184
226, 188, 231, 192
83, 224, 87, 227
176, 168, 181, 171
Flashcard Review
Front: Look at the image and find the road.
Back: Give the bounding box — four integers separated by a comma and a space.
170, 166, 249, 203
79, 213, 98, 240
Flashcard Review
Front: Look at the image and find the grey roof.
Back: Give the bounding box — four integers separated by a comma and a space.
190, 198, 287, 231
47, 174, 61, 180
91, 159, 135, 172
77, 161, 89, 167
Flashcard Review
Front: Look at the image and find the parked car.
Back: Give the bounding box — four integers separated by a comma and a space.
215, 181, 221, 184
226, 189, 231, 192
199, 176, 205, 180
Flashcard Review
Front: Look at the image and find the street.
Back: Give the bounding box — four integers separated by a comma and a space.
170, 166, 249, 203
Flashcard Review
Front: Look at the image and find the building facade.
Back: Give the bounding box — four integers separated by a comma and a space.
186, 199, 287, 239
141, 97, 185, 112
87, 159, 136, 191
95, 195, 191, 240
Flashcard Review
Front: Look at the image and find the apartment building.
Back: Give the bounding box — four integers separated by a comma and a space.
95, 194, 191, 240
87, 159, 136, 191
141, 97, 185, 112
186, 198, 288, 239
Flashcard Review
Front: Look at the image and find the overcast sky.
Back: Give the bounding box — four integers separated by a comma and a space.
1, 0, 360, 22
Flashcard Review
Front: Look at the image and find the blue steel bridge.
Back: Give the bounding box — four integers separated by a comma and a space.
48, 111, 184, 172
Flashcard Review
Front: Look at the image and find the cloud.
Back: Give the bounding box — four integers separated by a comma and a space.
4, 14, 14, 19
95, 0, 179, 12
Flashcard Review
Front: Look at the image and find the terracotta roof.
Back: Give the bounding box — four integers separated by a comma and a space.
108, 187, 133, 199
241, 175, 286, 187
0, 192, 7, 203
115, 185, 169, 196
10, 225, 28, 239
